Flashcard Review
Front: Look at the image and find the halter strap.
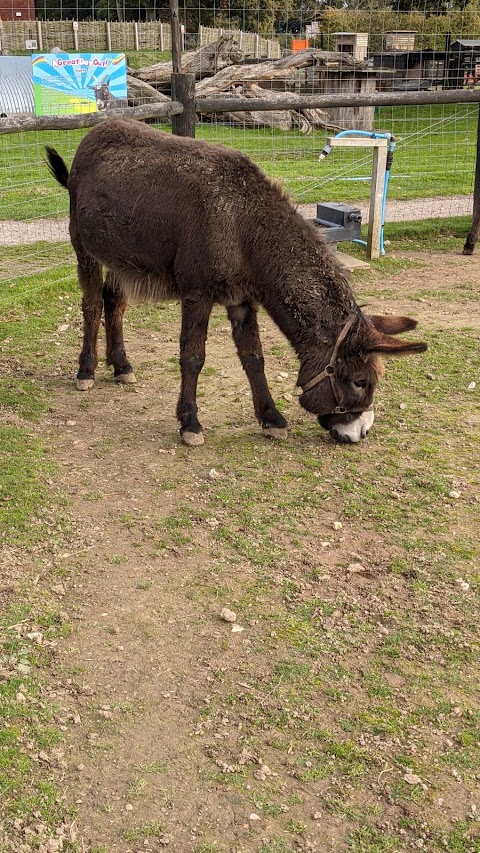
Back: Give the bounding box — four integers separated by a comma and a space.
299, 313, 370, 415
301, 314, 356, 395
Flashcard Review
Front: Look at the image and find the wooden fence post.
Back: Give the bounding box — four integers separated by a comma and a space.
106, 21, 112, 51
170, 0, 182, 74
36, 19, 43, 50
169, 0, 195, 137
171, 73, 196, 137
134, 22, 139, 51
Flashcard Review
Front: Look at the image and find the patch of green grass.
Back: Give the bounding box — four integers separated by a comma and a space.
383, 215, 472, 252
0, 608, 69, 839
346, 824, 403, 852
0, 425, 51, 545
441, 824, 480, 853
0, 377, 48, 422
252, 793, 283, 817
125, 49, 171, 70
257, 840, 296, 853
134, 760, 169, 773
0, 257, 77, 361
122, 822, 165, 842
194, 842, 221, 853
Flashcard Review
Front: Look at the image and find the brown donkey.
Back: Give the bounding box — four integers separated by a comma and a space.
46, 119, 426, 445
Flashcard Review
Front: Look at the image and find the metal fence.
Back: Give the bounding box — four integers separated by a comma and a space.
0, 8, 478, 288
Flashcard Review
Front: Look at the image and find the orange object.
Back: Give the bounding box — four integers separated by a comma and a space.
291, 39, 310, 52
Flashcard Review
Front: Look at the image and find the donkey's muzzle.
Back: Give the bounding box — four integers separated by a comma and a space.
321, 409, 375, 444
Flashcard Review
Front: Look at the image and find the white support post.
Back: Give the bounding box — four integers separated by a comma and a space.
368, 143, 388, 260
36, 19, 43, 50
134, 21, 139, 52
106, 21, 112, 51
327, 136, 388, 260
73, 20, 79, 51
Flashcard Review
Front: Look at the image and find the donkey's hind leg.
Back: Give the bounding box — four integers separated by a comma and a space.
103, 272, 136, 384
76, 254, 104, 390
227, 302, 288, 439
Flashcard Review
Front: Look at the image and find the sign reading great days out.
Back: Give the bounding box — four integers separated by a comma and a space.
32, 52, 127, 116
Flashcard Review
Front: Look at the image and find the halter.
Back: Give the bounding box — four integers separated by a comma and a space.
300, 314, 371, 415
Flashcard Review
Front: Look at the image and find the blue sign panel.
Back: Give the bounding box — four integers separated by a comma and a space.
32, 52, 127, 116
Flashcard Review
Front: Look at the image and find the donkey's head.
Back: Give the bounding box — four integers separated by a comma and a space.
299, 313, 427, 443
88, 75, 112, 110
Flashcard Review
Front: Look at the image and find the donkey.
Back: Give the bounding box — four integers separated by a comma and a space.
46, 119, 426, 445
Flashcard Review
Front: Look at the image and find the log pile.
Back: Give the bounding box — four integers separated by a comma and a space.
131, 35, 244, 87
131, 41, 370, 133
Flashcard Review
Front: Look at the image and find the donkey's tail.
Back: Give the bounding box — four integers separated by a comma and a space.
45, 146, 69, 189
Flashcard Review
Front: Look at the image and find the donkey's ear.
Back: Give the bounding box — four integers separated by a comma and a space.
366, 332, 427, 356
367, 314, 418, 335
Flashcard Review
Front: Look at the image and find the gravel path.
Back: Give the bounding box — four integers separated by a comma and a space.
0, 195, 473, 247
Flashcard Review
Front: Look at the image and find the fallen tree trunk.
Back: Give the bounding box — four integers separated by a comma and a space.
196, 82, 342, 134
196, 49, 367, 96
133, 35, 244, 85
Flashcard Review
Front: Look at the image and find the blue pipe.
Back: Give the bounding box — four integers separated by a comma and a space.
319, 130, 395, 257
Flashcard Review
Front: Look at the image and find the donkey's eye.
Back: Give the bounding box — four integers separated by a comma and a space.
352, 379, 368, 390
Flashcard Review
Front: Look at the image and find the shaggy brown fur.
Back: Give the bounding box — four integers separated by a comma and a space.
46, 119, 426, 444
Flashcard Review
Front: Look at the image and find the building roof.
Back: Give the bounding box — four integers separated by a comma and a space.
451, 39, 480, 48
0, 56, 34, 115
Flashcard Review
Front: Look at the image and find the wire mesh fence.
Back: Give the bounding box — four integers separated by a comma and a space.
1, 2, 479, 298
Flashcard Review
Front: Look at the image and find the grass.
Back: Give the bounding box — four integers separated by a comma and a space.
0, 606, 72, 847
197, 103, 477, 203
0, 260, 79, 846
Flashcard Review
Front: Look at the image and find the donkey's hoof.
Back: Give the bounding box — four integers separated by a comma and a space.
115, 371, 137, 385
76, 378, 95, 391
263, 426, 288, 440
181, 430, 204, 447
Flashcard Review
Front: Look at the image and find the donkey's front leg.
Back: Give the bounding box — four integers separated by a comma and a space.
177, 296, 213, 446
103, 272, 136, 384
76, 255, 104, 390
227, 302, 288, 439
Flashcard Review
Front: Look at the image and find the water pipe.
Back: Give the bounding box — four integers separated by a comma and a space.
319, 130, 395, 256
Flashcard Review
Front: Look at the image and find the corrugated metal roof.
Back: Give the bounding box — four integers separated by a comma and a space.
0, 56, 34, 116
451, 39, 480, 49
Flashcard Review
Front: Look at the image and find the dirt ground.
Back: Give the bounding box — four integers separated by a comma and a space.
2, 247, 480, 853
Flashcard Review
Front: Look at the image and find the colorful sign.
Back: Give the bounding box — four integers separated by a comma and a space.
32, 52, 127, 116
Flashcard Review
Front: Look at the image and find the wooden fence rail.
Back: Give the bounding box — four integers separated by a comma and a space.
0, 101, 182, 134
2, 86, 479, 136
